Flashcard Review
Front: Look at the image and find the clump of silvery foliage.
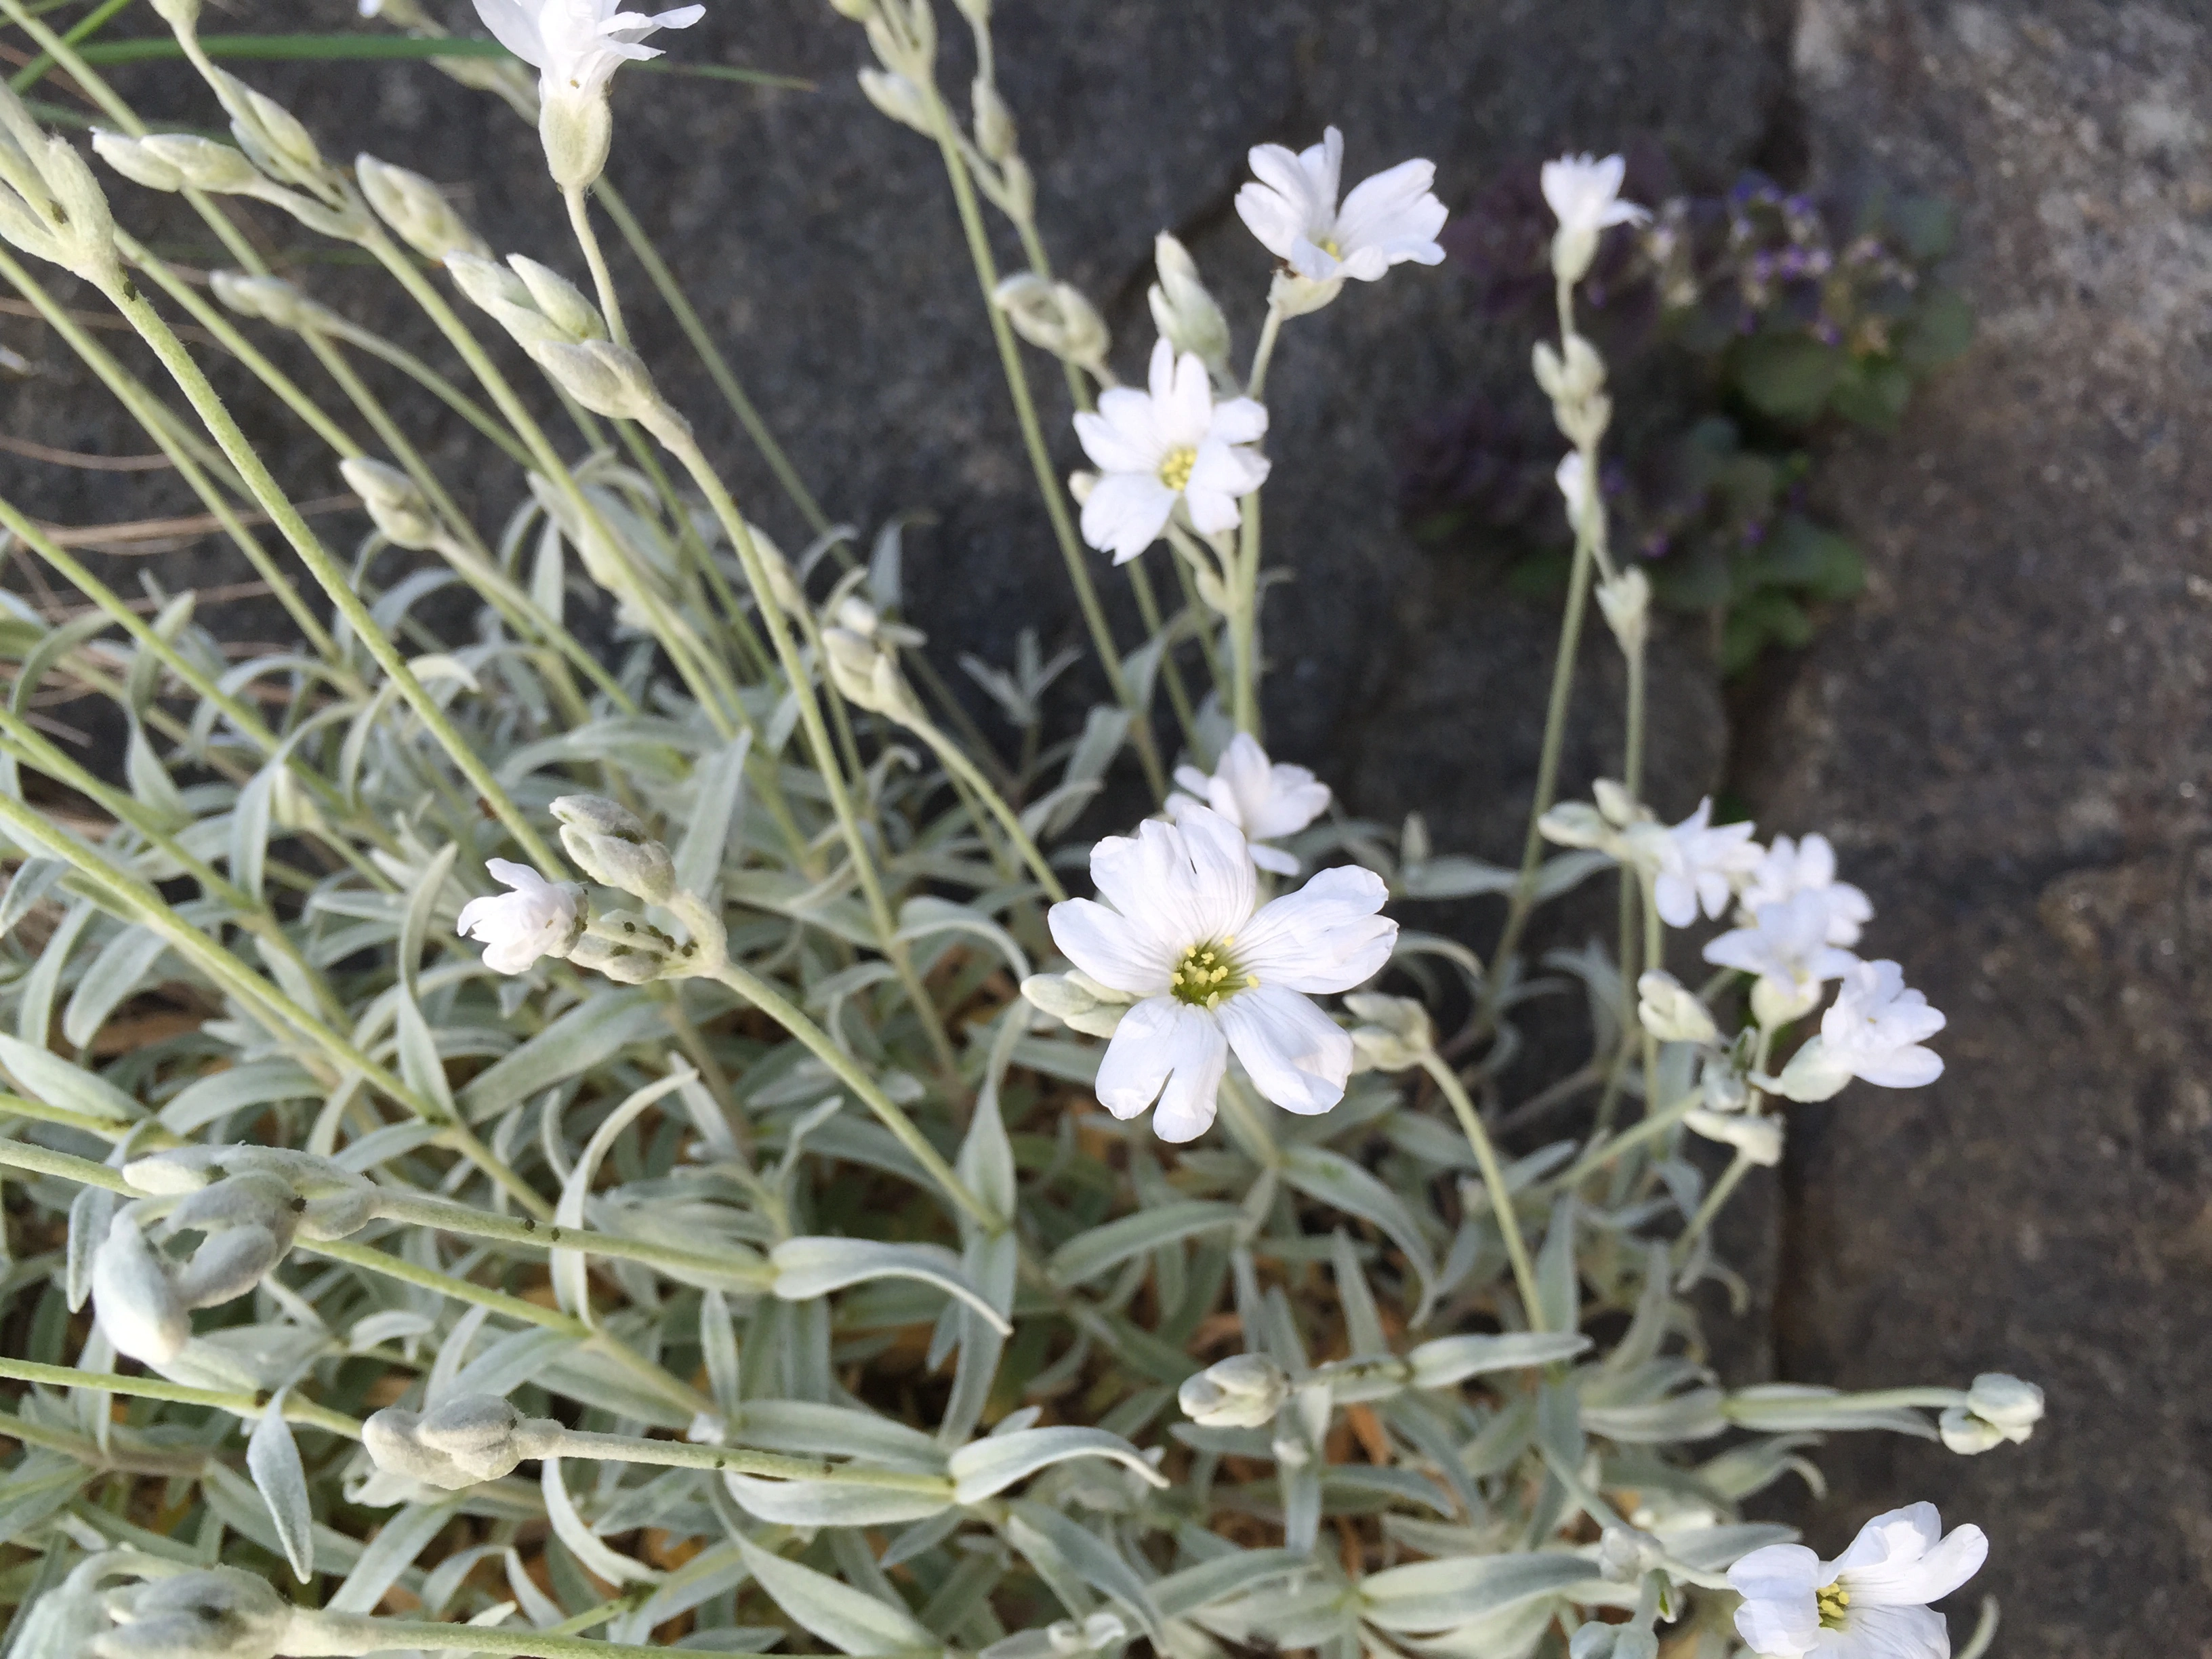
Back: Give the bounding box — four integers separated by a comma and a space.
0, 5, 2035, 1658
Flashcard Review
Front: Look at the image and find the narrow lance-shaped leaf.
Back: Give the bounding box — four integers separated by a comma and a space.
247, 1391, 315, 1582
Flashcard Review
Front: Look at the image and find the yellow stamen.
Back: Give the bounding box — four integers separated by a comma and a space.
1169, 941, 1251, 1010
1816, 1582, 1851, 1630
1158, 447, 1197, 493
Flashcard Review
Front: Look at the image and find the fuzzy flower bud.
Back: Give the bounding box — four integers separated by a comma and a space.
822, 626, 926, 725
1940, 1372, 2045, 1454
0, 89, 120, 285
1597, 567, 1650, 654
1019, 970, 1133, 1038
207, 70, 323, 188
356, 154, 487, 262
363, 1393, 560, 1490
122, 1145, 380, 1239
1532, 334, 1605, 405
1683, 1107, 1782, 1166
552, 795, 676, 904
568, 912, 681, 983
508, 254, 606, 342
1636, 970, 1717, 1046
1345, 992, 1433, 1072
91, 1568, 293, 1659
970, 77, 1015, 161
539, 89, 613, 191
992, 272, 1109, 373
89, 131, 187, 192
1179, 1353, 1291, 1429
146, 0, 201, 24
1268, 266, 1345, 319
540, 338, 665, 423
858, 68, 934, 134
340, 457, 442, 551
89, 1212, 188, 1365
209, 270, 316, 330
1148, 232, 1231, 374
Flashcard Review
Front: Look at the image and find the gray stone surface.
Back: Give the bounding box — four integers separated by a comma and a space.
1744, 3, 2212, 1651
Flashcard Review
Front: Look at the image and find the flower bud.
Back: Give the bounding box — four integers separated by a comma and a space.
445, 250, 570, 350
90, 1211, 189, 1365
139, 134, 264, 193
91, 131, 188, 192
147, 0, 201, 24
1538, 801, 1619, 853
535, 338, 662, 422
1148, 232, 1231, 374
568, 914, 680, 983
970, 77, 1015, 161
1597, 567, 1650, 654
508, 253, 606, 342
552, 794, 676, 904
1532, 333, 1605, 405
1596, 1525, 1668, 1583
209, 70, 323, 187
1551, 223, 1601, 286
538, 87, 613, 190
341, 457, 443, 551
210, 270, 314, 330
363, 1393, 559, 1490
356, 154, 487, 262
823, 626, 925, 725
1699, 1057, 1750, 1113
1683, 1107, 1782, 1166
1345, 992, 1433, 1072
1591, 779, 1640, 827
997, 151, 1036, 220
1942, 1372, 2043, 1452
1178, 1353, 1290, 1429
91, 1568, 293, 1659
165, 1171, 296, 1307
858, 68, 934, 134
1020, 970, 1131, 1038
124, 1145, 380, 1240
1936, 1408, 2005, 1456
1636, 970, 1717, 1046
991, 272, 1109, 372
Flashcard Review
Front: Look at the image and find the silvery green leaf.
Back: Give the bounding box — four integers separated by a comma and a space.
161, 1059, 319, 1136
897, 897, 1031, 983
733, 1534, 936, 1656
0, 857, 65, 936
723, 1473, 952, 1527
700, 1287, 741, 1418
1395, 1594, 1560, 1659
674, 732, 752, 898
59, 925, 168, 1052
1329, 1231, 1388, 1358
400, 841, 458, 997
1006, 1502, 1163, 1642
247, 1391, 315, 1581
956, 1073, 1017, 1231
125, 723, 190, 827
1578, 1389, 1727, 1442
1721, 1385, 1938, 1439
1320, 1464, 1456, 1516
771, 1237, 1012, 1334
457, 987, 664, 1121
1408, 1332, 1591, 1389
1151, 1549, 1309, 1618
552, 1065, 695, 1318
947, 1427, 1165, 1504
1696, 1433, 1827, 1502
1660, 1522, 1797, 1572
1279, 1148, 1435, 1319
1357, 1553, 1599, 1632
734, 1400, 949, 1473
394, 987, 457, 1123
328, 1499, 457, 1612
1398, 855, 1519, 899
1534, 1195, 1578, 1335
0, 1032, 142, 1121
544, 1456, 661, 1584
228, 762, 277, 901
1603, 1244, 1674, 1376
1047, 1202, 1242, 1288
65, 1183, 117, 1312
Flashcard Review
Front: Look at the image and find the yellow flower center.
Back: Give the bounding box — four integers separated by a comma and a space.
1170, 940, 1256, 1010
1816, 1582, 1851, 1630
1317, 234, 1342, 257
1158, 447, 1197, 492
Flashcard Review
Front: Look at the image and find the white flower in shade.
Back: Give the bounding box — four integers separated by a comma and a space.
1166, 734, 1332, 875
1540, 153, 1651, 237
1235, 125, 1447, 284
1073, 341, 1269, 562
1774, 960, 1946, 1102
1047, 806, 1396, 1141
456, 859, 583, 975
1727, 1503, 1987, 1658
470, 0, 703, 100
1702, 890, 1860, 1025
1626, 798, 1761, 928
1555, 450, 1591, 531
1742, 833, 1872, 947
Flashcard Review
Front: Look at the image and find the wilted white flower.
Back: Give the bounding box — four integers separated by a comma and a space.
1234, 124, 1446, 285
1048, 806, 1395, 1140
1166, 733, 1330, 875
1702, 890, 1859, 1026
1540, 151, 1649, 283
1774, 959, 1945, 1101
1742, 832, 1872, 947
1626, 797, 1761, 928
1179, 1353, 1290, 1427
1073, 340, 1269, 562
1727, 1502, 1987, 1659
470, 0, 703, 102
457, 858, 584, 974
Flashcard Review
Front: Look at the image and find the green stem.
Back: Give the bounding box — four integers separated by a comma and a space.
0, 1355, 361, 1437
543, 1427, 955, 1493
911, 718, 1066, 901
1672, 1150, 1753, 1266
1420, 1050, 1544, 1328
564, 182, 629, 348
370, 1192, 773, 1291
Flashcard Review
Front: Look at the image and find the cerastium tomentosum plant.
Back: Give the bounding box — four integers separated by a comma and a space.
0, 3, 2032, 1657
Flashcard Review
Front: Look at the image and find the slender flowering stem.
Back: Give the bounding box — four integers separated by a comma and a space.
564, 183, 629, 348
0, 1356, 362, 1438
531, 1427, 954, 1494
370, 1192, 775, 1292
1420, 1051, 1545, 1327
907, 718, 1068, 901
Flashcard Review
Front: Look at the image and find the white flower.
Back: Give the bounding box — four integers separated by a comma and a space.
1742, 833, 1872, 947
457, 859, 583, 974
1626, 797, 1761, 928
1179, 1353, 1291, 1428
1235, 125, 1447, 284
1774, 960, 1945, 1102
1166, 734, 1332, 876
1702, 890, 1860, 1025
1540, 153, 1650, 237
1555, 450, 1591, 532
1047, 806, 1396, 1141
1073, 340, 1269, 562
470, 0, 703, 100
1727, 1502, 1987, 1658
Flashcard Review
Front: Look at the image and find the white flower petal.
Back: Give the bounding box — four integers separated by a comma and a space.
1047, 898, 1172, 998
1080, 473, 1177, 562
1237, 864, 1395, 993
1185, 436, 1269, 504
1235, 180, 1305, 260
1158, 348, 1216, 449
1090, 811, 1254, 956
1836, 1511, 1986, 1607
1073, 402, 1162, 476
1207, 396, 1269, 448
1217, 985, 1352, 1115
1094, 998, 1226, 1138
472, 0, 547, 64
1727, 1543, 1822, 1658
1247, 142, 1326, 226
1182, 483, 1244, 536
1828, 1603, 1953, 1659
1654, 872, 1699, 929
1249, 843, 1300, 876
